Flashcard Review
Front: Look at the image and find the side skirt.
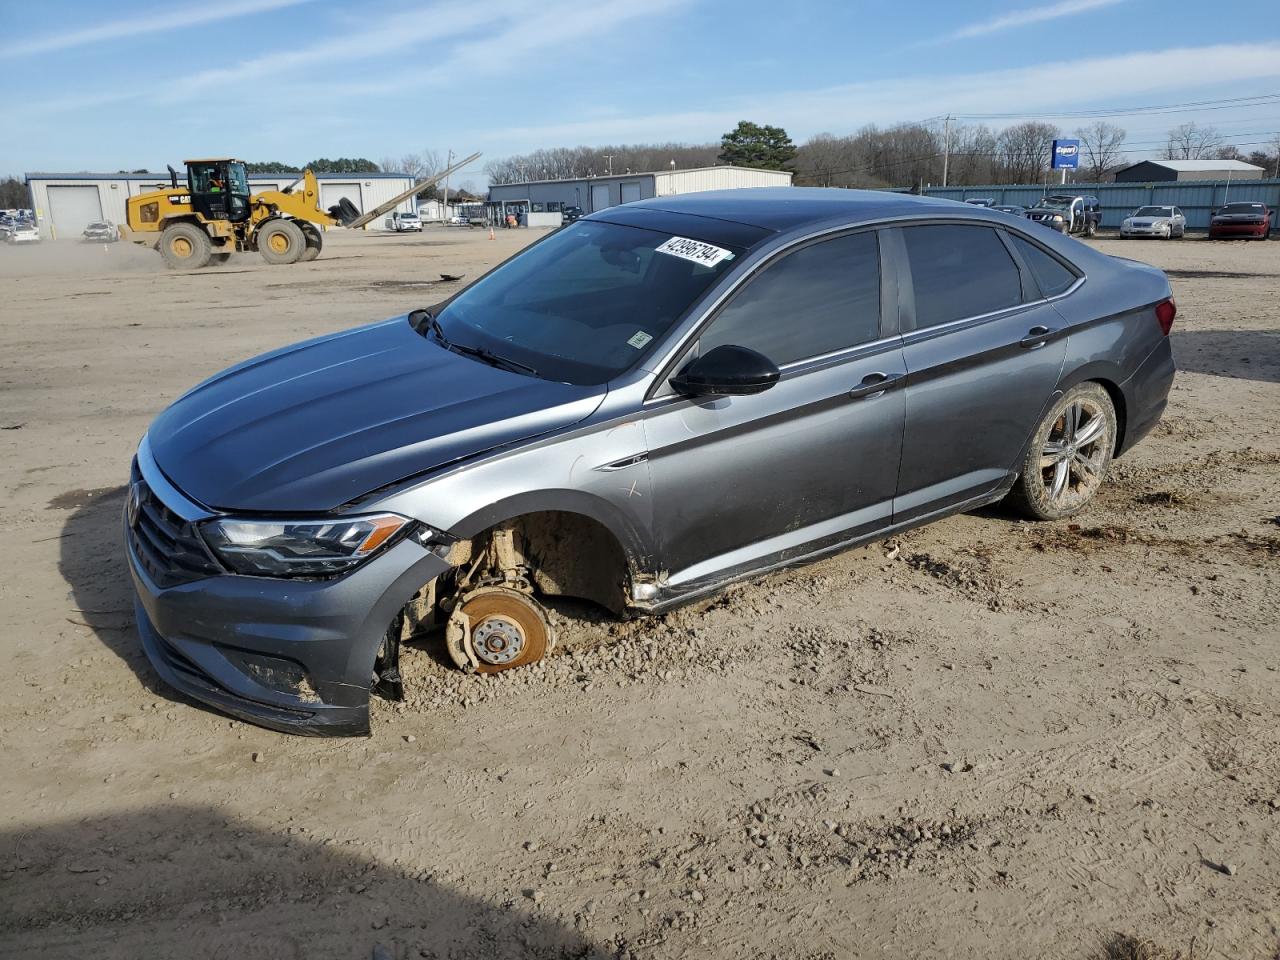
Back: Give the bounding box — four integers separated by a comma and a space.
634, 484, 1015, 615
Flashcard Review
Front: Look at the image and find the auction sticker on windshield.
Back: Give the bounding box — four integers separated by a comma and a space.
655, 236, 734, 268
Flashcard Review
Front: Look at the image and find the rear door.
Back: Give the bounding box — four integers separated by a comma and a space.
643, 229, 906, 591
891, 223, 1070, 522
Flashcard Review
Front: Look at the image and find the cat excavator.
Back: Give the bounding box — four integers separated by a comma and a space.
122, 153, 479, 269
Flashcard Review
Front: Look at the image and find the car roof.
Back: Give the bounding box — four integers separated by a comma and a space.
611, 187, 978, 235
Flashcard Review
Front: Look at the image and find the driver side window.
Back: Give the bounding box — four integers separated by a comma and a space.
697, 231, 881, 367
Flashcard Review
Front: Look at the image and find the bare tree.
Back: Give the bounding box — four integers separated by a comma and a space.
997, 121, 1060, 183
1163, 122, 1224, 160
1075, 122, 1126, 181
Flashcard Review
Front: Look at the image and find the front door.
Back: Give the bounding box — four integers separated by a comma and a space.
890, 223, 1069, 521
642, 229, 906, 594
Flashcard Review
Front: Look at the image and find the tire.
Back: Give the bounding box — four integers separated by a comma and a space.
1084, 220, 1097, 238
1007, 382, 1117, 521
159, 221, 212, 269
257, 219, 305, 264
209, 251, 231, 265
300, 224, 322, 262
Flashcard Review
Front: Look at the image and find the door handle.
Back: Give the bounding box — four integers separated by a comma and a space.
1019, 325, 1053, 349
848, 372, 902, 400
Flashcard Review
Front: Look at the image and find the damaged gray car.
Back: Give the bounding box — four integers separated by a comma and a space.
126, 188, 1177, 735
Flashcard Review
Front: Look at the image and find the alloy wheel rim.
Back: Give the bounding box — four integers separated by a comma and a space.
1039, 398, 1109, 507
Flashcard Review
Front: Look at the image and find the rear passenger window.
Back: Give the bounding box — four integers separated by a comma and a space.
1008, 234, 1077, 298
902, 225, 1021, 328
699, 231, 880, 365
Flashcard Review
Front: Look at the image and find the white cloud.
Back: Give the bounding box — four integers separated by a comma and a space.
492, 42, 1280, 148
11, 0, 318, 56
938, 0, 1126, 43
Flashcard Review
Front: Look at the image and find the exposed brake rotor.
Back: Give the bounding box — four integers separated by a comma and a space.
445, 587, 554, 674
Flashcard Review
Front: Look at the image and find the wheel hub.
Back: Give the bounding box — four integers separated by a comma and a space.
444, 587, 554, 674
172, 237, 192, 257
268, 233, 289, 253
471, 615, 525, 665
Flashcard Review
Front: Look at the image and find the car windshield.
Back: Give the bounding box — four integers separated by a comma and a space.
434, 220, 743, 384
1219, 203, 1264, 213
1134, 207, 1173, 217
1039, 197, 1074, 210
87, 221, 108, 229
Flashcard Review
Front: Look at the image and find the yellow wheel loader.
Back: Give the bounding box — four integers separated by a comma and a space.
122, 154, 479, 269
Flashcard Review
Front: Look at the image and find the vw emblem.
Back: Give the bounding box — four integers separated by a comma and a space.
126, 482, 143, 529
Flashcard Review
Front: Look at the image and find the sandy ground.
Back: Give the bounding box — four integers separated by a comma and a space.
1, 226, 1277, 960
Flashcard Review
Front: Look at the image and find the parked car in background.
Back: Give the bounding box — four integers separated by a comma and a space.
0, 217, 14, 239
561, 206, 585, 224
6, 222, 39, 243
83, 220, 119, 242
964, 198, 995, 207
1120, 206, 1186, 240
993, 204, 1026, 217
1026, 195, 1100, 236
384, 211, 423, 233
124, 187, 1176, 736
1208, 202, 1272, 240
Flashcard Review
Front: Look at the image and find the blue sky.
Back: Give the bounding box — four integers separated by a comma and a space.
2, 0, 1278, 182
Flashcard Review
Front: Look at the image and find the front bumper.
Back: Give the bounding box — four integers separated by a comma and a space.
1208, 223, 1268, 238
125, 447, 450, 736
1121, 224, 1172, 237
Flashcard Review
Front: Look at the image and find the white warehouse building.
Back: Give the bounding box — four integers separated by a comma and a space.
487, 165, 793, 225
24, 170, 424, 239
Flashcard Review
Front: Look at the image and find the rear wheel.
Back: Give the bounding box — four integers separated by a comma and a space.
159, 222, 212, 269
1084, 219, 1097, 238
1007, 382, 1116, 521
257, 219, 305, 265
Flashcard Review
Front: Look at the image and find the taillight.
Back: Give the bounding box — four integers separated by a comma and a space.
1155, 298, 1176, 336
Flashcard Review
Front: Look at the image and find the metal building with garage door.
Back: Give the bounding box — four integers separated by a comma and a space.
487, 164, 793, 224
25, 171, 419, 238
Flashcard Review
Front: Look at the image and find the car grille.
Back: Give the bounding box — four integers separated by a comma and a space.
127, 467, 223, 588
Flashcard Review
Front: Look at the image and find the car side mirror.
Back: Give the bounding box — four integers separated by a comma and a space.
670, 344, 780, 398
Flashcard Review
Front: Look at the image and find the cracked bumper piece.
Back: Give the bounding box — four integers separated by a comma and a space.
128, 510, 451, 737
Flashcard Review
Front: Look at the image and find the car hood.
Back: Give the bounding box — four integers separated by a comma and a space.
148, 317, 606, 513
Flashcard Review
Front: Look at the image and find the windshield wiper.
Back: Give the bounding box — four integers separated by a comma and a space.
449, 341, 539, 377
409, 307, 450, 347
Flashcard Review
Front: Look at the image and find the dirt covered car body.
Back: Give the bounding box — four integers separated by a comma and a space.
126, 188, 1176, 735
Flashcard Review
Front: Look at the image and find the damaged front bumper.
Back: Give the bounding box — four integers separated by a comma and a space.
125, 448, 450, 736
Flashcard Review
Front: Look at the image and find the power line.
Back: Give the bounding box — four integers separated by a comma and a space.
949, 92, 1280, 121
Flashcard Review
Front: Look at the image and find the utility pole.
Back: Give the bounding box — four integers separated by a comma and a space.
941, 115, 952, 188
604, 154, 614, 176
442, 148, 454, 217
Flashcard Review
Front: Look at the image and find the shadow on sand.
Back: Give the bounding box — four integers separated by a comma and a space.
0, 806, 602, 959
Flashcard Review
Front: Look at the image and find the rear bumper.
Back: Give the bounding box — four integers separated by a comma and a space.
1117, 336, 1176, 456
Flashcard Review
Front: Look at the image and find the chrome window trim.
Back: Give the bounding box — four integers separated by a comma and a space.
642, 213, 1087, 402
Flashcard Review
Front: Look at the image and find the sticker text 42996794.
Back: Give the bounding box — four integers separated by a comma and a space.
655, 236, 735, 268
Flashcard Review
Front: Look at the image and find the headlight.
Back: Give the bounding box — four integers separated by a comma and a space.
201, 513, 411, 577
1052, 215, 1064, 222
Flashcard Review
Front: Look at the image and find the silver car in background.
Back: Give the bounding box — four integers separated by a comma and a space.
125, 188, 1177, 736
1121, 205, 1186, 239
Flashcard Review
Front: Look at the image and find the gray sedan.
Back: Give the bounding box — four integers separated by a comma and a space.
1121, 205, 1186, 239
125, 188, 1176, 735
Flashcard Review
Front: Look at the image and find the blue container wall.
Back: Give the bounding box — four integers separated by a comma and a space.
924, 179, 1280, 232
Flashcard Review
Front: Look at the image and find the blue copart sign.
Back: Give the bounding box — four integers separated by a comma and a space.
1052, 139, 1081, 170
